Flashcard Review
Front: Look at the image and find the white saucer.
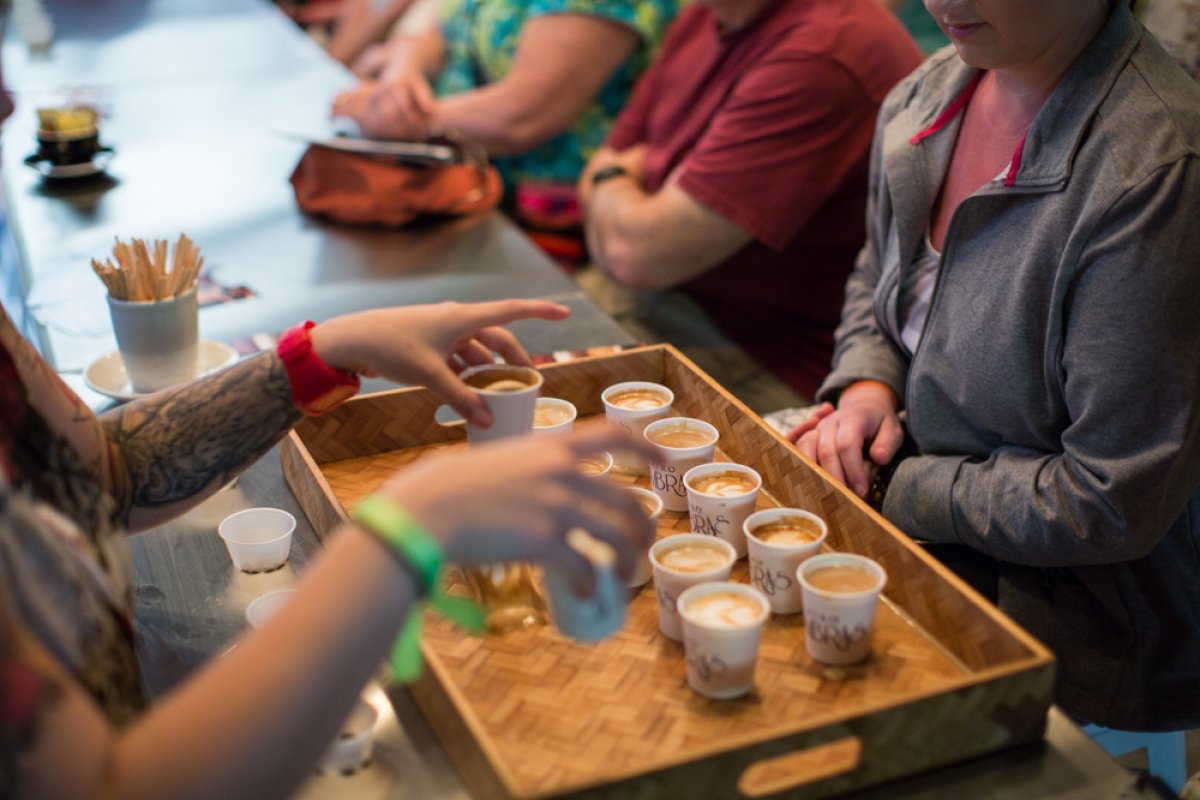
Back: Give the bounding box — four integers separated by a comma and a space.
84, 340, 239, 401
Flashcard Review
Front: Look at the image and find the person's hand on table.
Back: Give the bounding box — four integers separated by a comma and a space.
332, 71, 438, 140
788, 382, 903, 498
381, 427, 658, 593
310, 299, 570, 427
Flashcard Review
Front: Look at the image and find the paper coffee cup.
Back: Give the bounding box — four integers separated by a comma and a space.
601, 381, 674, 473
544, 529, 627, 642
744, 508, 828, 615
677, 581, 769, 699
649, 534, 736, 641
532, 397, 577, 436
797, 553, 887, 665
459, 364, 543, 444
683, 462, 761, 559
644, 417, 718, 513
625, 487, 663, 588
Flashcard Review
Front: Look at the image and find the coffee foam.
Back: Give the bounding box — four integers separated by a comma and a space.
534, 405, 572, 427
690, 472, 756, 497
607, 388, 669, 411
805, 565, 879, 593
658, 543, 730, 573
579, 456, 609, 476
483, 378, 530, 393
649, 425, 714, 449
752, 518, 821, 545
685, 591, 763, 628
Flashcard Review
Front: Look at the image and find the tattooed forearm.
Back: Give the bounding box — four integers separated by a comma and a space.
100, 352, 301, 522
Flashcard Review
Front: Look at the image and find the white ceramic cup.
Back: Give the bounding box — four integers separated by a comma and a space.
797, 553, 888, 665
649, 534, 737, 641
601, 381, 674, 473
218, 507, 296, 573
543, 529, 627, 642
625, 487, 663, 588
643, 417, 719, 513
107, 286, 199, 393
458, 364, 544, 444
677, 581, 770, 699
245, 588, 298, 629
318, 698, 379, 774
683, 462, 762, 559
532, 397, 577, 436
744, 508, 828, 615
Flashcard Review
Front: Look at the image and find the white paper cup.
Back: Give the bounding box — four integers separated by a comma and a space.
625, 487, 663, 588
678, 581, 769, 699
218, 507, 296, 573
544, 529, 627, 642
579, 451, 614, 479
532, 397, 577, 436
601, 381, 674, 473
245, 588, 297, 629
318, 698, 379, 774
644, 417, 718, 512
649, 534, 736, 641
459, 364, 543, 444
798, 553, 888, 665
683, 463, 761, 559
744, 508, 828, 615
107, 286, 199, 393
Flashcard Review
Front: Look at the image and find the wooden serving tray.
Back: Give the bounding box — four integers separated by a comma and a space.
280, 345, 1054, 799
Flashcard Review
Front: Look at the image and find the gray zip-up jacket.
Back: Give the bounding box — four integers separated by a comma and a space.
820, 5, 1200, 730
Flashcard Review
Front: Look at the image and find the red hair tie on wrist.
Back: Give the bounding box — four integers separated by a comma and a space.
276, 321, 361, 416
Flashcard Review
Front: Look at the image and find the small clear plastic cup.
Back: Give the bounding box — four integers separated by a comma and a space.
244, 588, 298, 629
218, 507, 296, 573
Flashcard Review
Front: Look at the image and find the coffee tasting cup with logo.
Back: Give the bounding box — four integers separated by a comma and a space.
649, 533, 736, 641
797, 553, 887, 665
683, 462, 761, 559
458, 364, 543, 444
677, 581, 770, 700
643, 417, 718, 513
601, 381, 674, 473
744, 508, 828, 615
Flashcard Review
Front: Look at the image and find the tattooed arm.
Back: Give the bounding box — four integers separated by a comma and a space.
2, 299, 570, 533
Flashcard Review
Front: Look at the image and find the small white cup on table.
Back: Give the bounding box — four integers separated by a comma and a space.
531, 397, 577, 436
459, 364, 543, 444
649, 533, 736, 641
797, 553, 888, 665
601, 381, 674, 474
643, 416, 719, 513
218, 507, 296, 573
683, 462, 762, 559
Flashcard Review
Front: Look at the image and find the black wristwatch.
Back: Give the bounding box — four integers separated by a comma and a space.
591, 164, 630, 187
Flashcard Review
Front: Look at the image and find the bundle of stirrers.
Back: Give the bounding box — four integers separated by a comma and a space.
91, 235, 203, 301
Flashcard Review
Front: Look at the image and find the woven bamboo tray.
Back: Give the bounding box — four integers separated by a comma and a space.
280, 345, 1054, 799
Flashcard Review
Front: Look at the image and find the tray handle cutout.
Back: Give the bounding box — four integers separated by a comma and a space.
737, 735, 862, 798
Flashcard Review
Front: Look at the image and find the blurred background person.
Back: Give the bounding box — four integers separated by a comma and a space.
578, 0, 922, 413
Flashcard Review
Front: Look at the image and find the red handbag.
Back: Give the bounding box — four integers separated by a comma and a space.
289, 136, 502, 227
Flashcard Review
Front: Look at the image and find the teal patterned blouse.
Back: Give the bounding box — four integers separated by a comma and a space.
435, 0, 676, 188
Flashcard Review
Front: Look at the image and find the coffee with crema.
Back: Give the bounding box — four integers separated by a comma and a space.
805, 565, 879, 593
689, 471, 757, 497
464, 368, 535, 392
607, 388, 670, 411
534, 404, 572, 427
685, 591, 764, 628
752, 517, 822, 545
647, 424, 716, 449
658, 542, 731, 573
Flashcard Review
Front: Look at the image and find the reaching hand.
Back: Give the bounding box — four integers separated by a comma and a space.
332, 71, 438, 140
789, 382, 904, 497
381, 428, 658, 591
310, 300, 570, 427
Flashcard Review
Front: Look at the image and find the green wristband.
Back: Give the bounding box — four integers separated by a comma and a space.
352, 494, 443, 596
352, 494, 486, 683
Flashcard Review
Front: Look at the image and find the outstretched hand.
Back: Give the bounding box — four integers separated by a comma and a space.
788, 383, 904, 498
381, 427, 658, 593
310, 300, 570, 427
